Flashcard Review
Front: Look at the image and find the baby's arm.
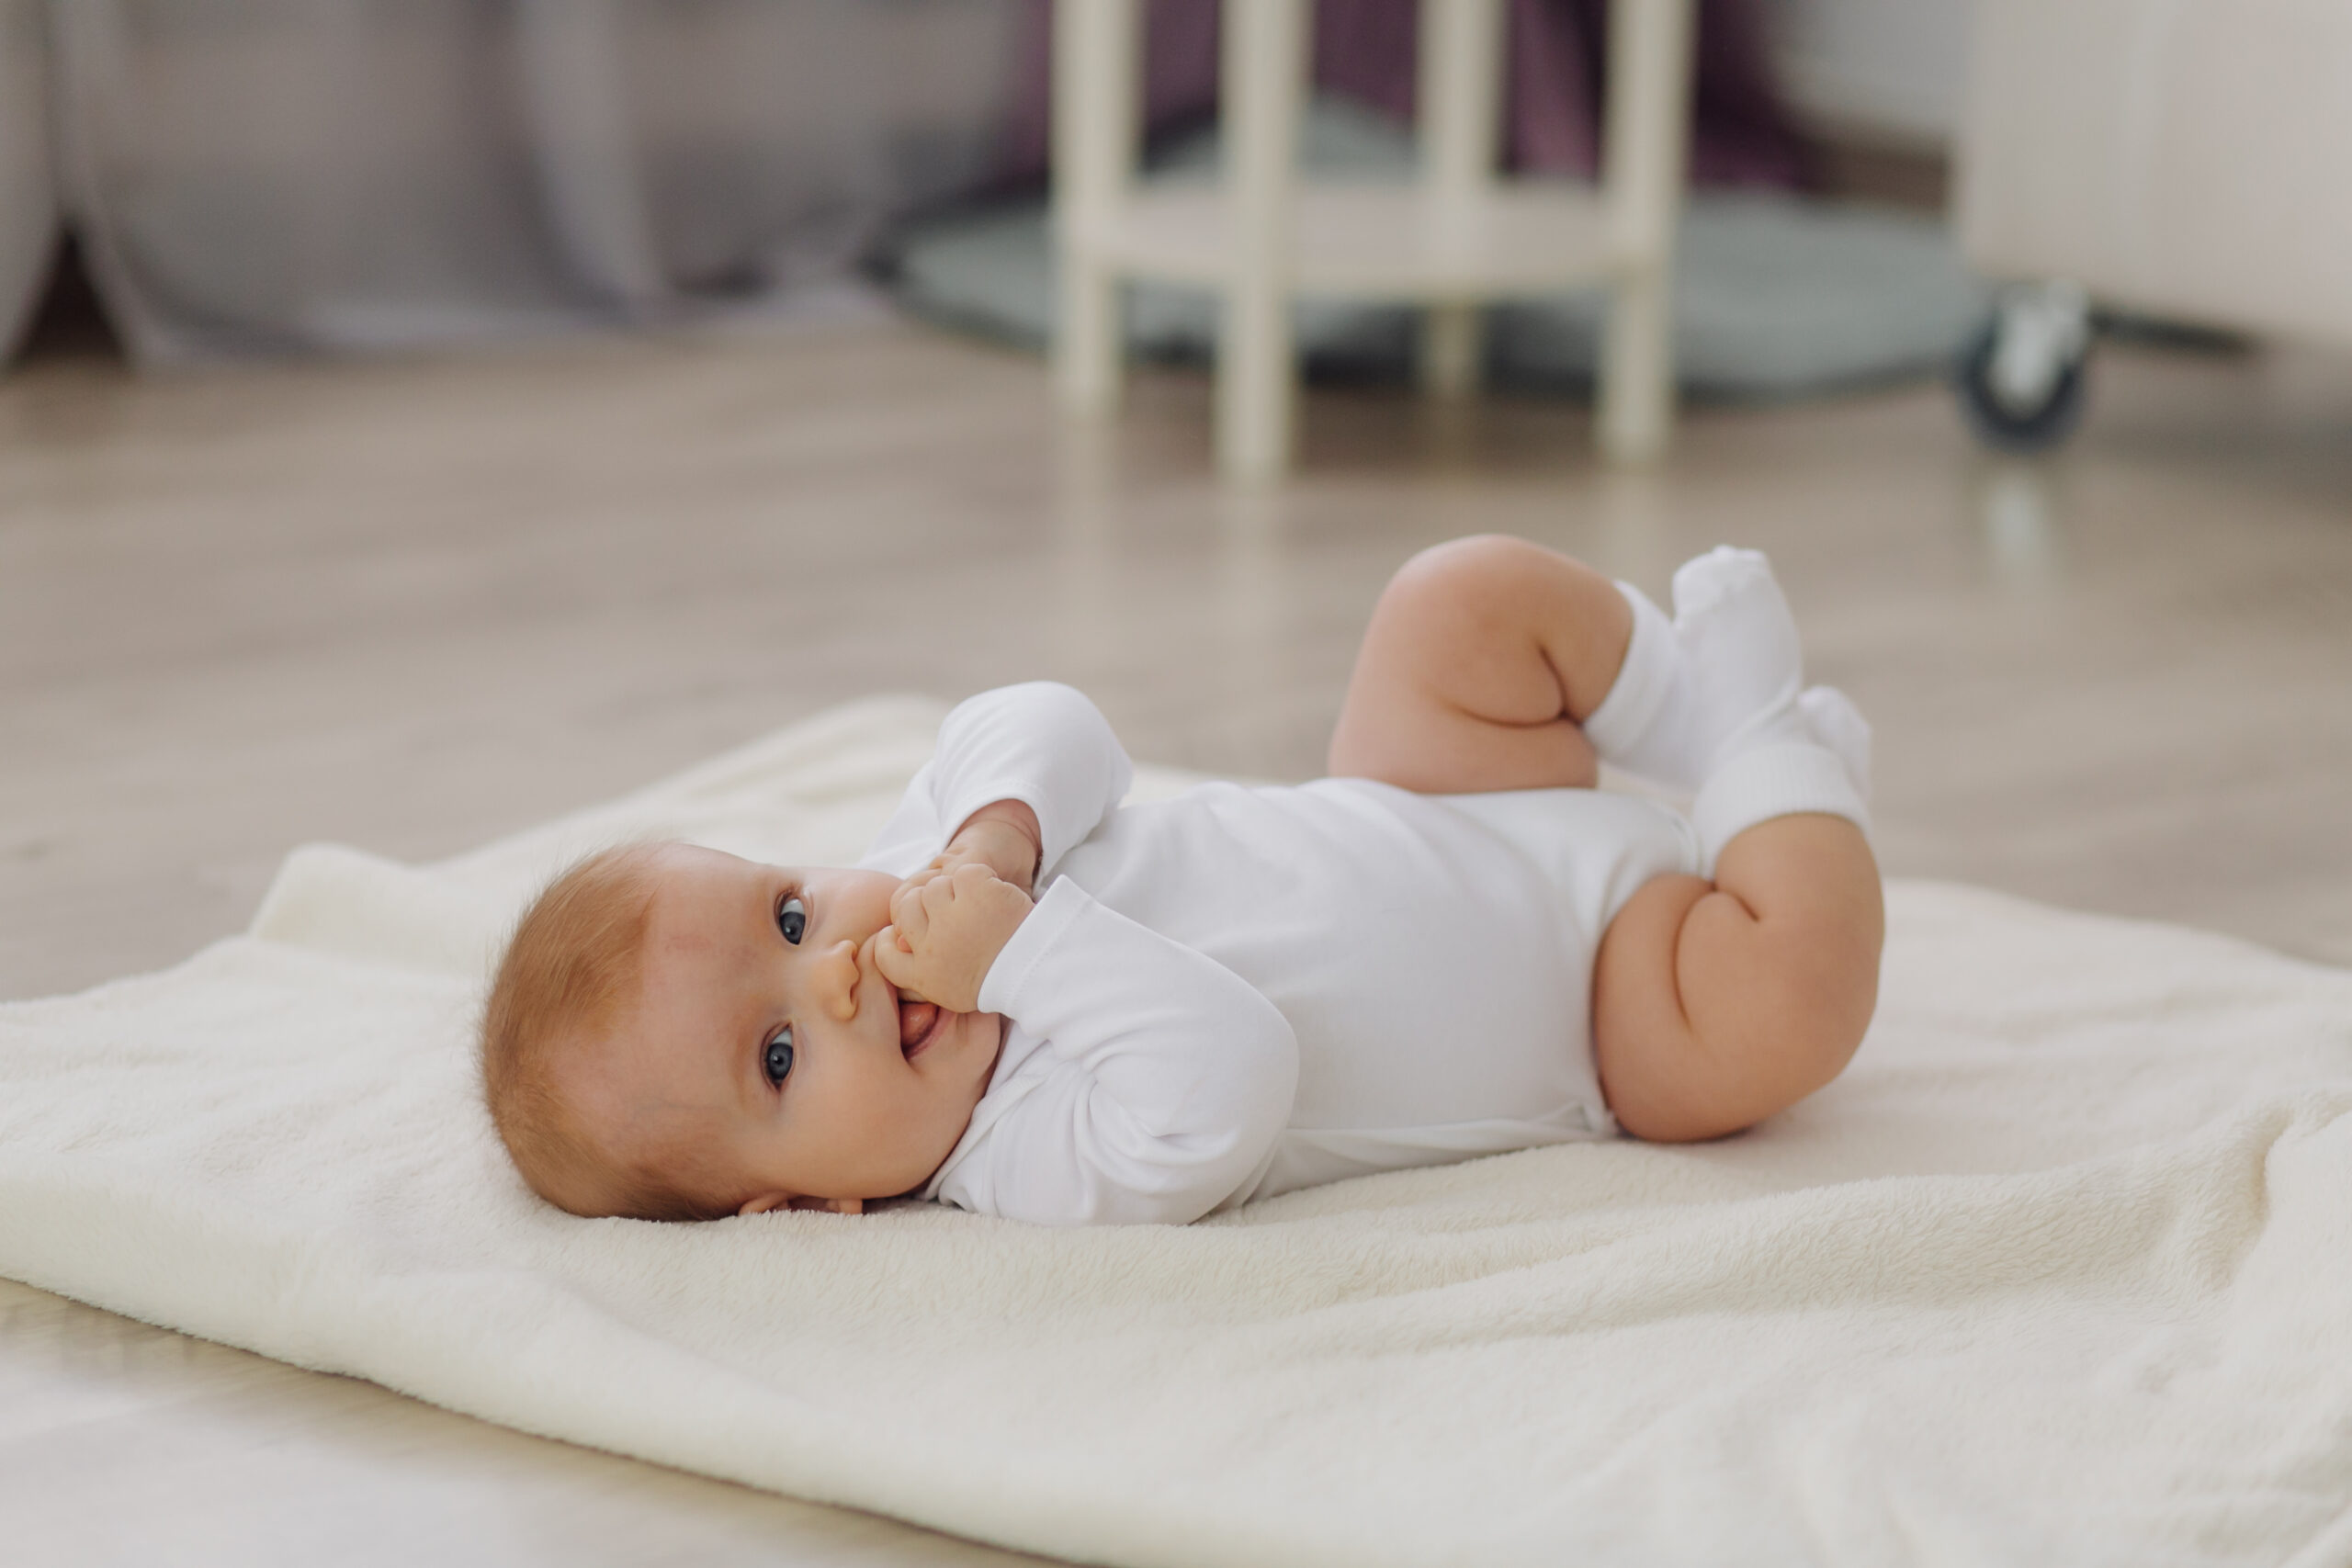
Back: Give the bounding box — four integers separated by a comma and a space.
922, 880, 1300, 1226
857, 683, 1131, 884
875, 861, 1296, 1226
934, 799, 1043, 893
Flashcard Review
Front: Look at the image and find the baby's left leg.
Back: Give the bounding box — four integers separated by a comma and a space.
1593, 812, 1883, 1142
1327, 536, 1633, 794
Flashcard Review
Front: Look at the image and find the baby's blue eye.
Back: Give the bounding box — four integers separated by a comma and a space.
763, 1027, 795, 1088
776, 895, 807, 945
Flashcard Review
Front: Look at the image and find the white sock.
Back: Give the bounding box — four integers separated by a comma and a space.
1691, 741, 1870, 874
1689, 687, 1873, 873
1582, 547, 1811, 792
1580, 581, 1702, 788
1673, 546, 1811, 773
1798, 684, 1873, 806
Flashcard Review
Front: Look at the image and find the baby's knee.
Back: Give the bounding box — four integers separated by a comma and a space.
1389, 535, 1560, 607
1372, 537, 1612, 657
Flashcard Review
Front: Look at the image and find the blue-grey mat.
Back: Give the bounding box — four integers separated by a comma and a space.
885, 97, 1988, 400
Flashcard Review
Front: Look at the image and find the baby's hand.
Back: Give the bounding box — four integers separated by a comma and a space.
937, 802, 1042, 893
874, 862, 1032, 1015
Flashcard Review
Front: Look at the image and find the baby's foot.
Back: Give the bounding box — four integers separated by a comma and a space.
1671, 546, 1808, 772
1690, 682, 1875, 871
1798, 684, 1873, 804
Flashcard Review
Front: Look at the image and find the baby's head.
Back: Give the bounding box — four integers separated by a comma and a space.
481, 841, 1002, 1221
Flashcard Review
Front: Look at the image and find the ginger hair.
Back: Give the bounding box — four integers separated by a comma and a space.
479, 843, 733, 1222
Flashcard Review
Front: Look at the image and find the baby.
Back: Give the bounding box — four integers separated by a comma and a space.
481, 538, 1883, 1225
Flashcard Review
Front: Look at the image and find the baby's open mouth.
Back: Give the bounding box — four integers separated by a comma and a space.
897, 994, 944, 1059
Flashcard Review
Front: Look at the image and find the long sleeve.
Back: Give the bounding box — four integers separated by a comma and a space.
928, 879, 1300, 1226
858, 682, 1134, 881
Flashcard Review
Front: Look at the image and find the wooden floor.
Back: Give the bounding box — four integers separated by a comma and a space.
2, 314, 2347, 1563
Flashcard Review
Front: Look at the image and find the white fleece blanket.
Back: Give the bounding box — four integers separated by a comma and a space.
6, 696, 2351, 1568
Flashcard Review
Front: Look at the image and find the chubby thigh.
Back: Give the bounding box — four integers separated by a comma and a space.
1591, 812, 1885, 1143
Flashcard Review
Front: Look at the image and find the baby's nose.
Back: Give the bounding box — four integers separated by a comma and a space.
818, 938, 861, 1021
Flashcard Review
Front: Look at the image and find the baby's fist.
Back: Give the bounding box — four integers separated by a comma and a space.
874, 862, 1031, 1015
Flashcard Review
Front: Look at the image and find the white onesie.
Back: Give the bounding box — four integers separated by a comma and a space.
857, 682, 1701, 1226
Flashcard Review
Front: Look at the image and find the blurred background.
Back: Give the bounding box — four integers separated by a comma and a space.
3, 0, 1970, 365
2, 2, 2347, 1562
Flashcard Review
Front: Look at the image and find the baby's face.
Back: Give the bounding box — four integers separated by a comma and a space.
578, 843, 1003, 1215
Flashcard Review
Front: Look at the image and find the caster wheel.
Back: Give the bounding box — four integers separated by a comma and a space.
1958, 282, 2092, 453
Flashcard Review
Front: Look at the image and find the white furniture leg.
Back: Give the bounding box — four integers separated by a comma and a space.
1046, 0, 1696, 479
1597, 0, 1694, 465
1054, 0, 1140, 416
1216, 0, 1306, 483
1418, 0, 1505, 400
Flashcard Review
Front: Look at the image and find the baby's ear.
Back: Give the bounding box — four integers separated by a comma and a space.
739, 1192, 863, 1216
787, 1195, 864, 1215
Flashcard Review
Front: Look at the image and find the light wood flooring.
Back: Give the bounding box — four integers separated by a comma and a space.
2, 313, 2348, 1563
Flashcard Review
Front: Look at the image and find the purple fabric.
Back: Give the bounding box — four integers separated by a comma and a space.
1000, 0, 1801, 188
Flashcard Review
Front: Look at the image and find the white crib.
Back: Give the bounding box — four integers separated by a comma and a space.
1052, 0, 1698, 482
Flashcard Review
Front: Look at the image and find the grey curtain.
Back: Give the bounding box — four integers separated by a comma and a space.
0, 0, 54, 359
24, 0, 1022, 364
